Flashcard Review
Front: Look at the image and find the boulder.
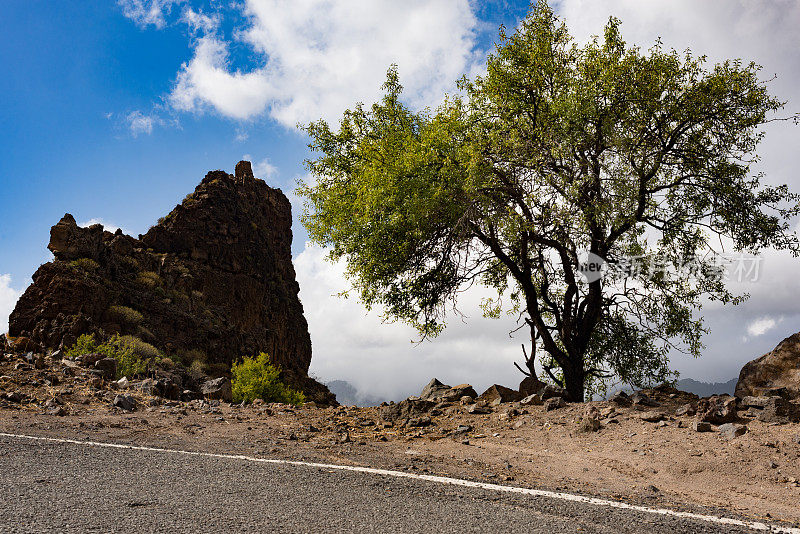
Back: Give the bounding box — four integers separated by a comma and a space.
693, 421, 713, 432
112, 395, 137, 412
639, 412, 666, 423
94, 358, 117, 380
201, 377, 232, 402
697, 395, 737, 424
631, 391, 660, 407
479, 384, 523, 406
441, 384, 478, 402
736, 332, 800, 400
519, 375, 546, 397
419, 378, 451, 400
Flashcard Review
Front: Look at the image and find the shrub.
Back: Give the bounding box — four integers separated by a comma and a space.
68, 258, 100, 272
106, 305, 143, 325
65, 334, 149, 379
65, 333, 102, 360
231, 353, 305, 405
136, 271, 162, 289
188, 359, 206, 381
119, 335, 160, 360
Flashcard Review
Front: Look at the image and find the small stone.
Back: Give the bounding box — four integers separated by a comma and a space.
718, 423, 747, 439
468, 404, 492, 415
610, 391, 632, 407
639, 412, 666, 423
460, 395, 474, 405
113, 394, 137, 412
520, 394, 543, 406
94, 358, 117, 380
693, 421, 713, 432
201, 377, 233, 402
544, 397, 566, 411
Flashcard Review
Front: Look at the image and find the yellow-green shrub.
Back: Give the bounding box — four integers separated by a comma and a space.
106, 305, 143, 325
69, 258, 100, 272
136, 271, 162, 289
65, 334, 149, 379
231, 353, 305, 405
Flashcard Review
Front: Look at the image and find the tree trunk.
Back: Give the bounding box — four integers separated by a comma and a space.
563, 366, 585, 403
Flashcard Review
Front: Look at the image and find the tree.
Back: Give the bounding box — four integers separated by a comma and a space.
299, 1, 799, 401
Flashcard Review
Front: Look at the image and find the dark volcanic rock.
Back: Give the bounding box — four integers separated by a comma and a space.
8, 161, 333, 403
736, 332, 800, 400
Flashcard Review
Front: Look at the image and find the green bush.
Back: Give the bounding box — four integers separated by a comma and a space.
65, 333, 150, 379
231, 353, 305, 405
106, 305, 143, 325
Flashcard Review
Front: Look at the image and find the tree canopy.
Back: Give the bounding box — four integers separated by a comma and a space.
299, 1, 799, 401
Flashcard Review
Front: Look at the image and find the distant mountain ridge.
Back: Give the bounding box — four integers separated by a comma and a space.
326, 380, 386, 406
676, 378, 737, 397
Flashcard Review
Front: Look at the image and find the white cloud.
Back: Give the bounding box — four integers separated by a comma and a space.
296, 243, 529, 401
180, 7, 219, 34
79, 218, 127, 235
126, 110, 156, 136
746, 316, 779, 339
169, 0, 481, 126
0, 274, 22, 335
253, 158, 278, 180
118, 0, 180, 29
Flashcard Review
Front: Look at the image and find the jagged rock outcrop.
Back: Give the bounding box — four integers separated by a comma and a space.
736, 332, 800, 400
9, 161, 333, 403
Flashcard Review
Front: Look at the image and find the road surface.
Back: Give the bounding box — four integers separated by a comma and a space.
0, 434, 792, 533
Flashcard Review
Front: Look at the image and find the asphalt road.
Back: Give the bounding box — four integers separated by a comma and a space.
0, 434, 785, 533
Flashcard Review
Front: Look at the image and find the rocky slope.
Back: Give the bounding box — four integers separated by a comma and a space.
8, 161, 332, 402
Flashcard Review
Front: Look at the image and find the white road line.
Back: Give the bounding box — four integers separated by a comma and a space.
0, 431, 796, 533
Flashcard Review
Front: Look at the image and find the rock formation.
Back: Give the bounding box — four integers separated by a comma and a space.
9, 161, 333, 402
736, 332, 800, 400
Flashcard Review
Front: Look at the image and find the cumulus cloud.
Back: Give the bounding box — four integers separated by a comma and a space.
296, 243, 528, 401
0, 274, 22, 335
253, 158, 278, 180
118, 0, 180, 29
169, 0, 481, 126
746, 316, 779, 339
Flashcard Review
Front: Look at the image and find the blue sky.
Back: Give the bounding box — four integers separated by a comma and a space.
2, 1, 800, 399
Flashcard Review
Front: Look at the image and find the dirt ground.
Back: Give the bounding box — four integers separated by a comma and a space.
1, 356, 799, 530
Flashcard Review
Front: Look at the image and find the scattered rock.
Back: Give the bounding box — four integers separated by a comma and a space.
631, 392, 659, 407
112, 395, 137, 412
519, 375, 546, 397
697, 395, 737, 424
380, 399, 436, 423
419, 378, 451, 400
544, 397, 566, 411
94, 358, 117, 380
718, 423, 747, 440
467, 404, 492, 415
639, 412, 666, 423
520, 394, 543, 406
539, 384, 566, 401
693, 421, 713, 432
479, 384, 523, 406
114, 377, 130, 390
577, 407, 602, 432
408, 416, 432, 427
201, 377, 232, 403
675, 403, 696, 417
459, 395, 474, 405
755, 397, 800, 424
441, 384, 478, 402
610, 391, 632, 407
